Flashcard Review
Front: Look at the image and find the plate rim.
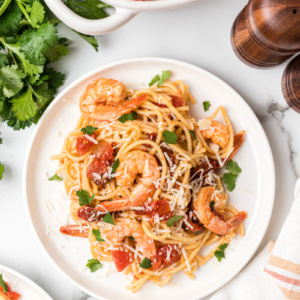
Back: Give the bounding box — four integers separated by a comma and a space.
23, 57, 275, 300
0, 264, 54, 300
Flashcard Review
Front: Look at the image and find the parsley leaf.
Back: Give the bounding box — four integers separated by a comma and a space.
189, 130, 197, 141
214, 243, 228, 262
0, 1, 22, 36
30, 0, 45, 28
11, 87, 37, 121
166, 215, 184, 227
149, 74, 160, 87
225, 160, 242, 175
162, 130, 178, 144
45, 43, 69, 63
86, 259, 102, 272
48, 174, 62, 181
0, 162, 4, 181
103, 212, 115, 225
76, 189, 95, 206
0, 274, 8, 292
118, 111, 137, 123
157, 70, 171, 87
203, 101, 210, 112
74, 31, 99, 52
92, 229, 104, 242
223, 173, 238, 192
0, 53, 9, 68
111, 158, 119, 173
130, 236, 135, 241
0, 65, 26, 98
140, 257, 152, 269
20, 22, 59, 65
81, 125, 97, 135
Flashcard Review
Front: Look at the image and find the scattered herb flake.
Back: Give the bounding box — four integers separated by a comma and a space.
0, 274, 8, 293
225, 160, 242, 175
86, 259, 102, 272
118, 111, 137, 123
48, 174, 62, 181
140, 257, 152, 269
92, 229, 104, 242
130, 236, 135, 241
111, 158, 119, 173
0, 163, 4, 181
203, 101, 211, 112
149, 74, 160, 86
157, 70, 171, 87
166, 215, 184, 227
76, 189, 95, 206
189, 130, 197, 141
214, 243, 228, 262
223, 173, 238, 192
81, 125, 97, 135
103, 212, 115, 225
162, 130, 178, 144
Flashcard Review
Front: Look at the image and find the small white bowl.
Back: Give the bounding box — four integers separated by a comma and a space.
44, 0, 203, 35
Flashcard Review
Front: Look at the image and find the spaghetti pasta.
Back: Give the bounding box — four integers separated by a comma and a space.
52, 76, 247, 292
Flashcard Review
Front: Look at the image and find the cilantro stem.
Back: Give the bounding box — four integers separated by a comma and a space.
16, 1, 32, 26
0, 0, 11, 16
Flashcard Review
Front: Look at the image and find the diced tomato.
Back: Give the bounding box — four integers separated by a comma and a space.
60, 225, 89, 237
76, 133, 96, 156
0, 283, 20, 300
77, 205, 102, 222
86, 143, 114, 186
183, 212, 204, 233
135, 199, 172, 224
112, 250, 133, 272
152, 245, 181, 271
155, 95, 184, 108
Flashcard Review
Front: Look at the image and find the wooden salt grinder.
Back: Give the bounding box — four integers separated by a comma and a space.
231, 0, 300, 68
282, 54, 300, 113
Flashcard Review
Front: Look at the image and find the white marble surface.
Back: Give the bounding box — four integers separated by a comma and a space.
0, 0, 299, 299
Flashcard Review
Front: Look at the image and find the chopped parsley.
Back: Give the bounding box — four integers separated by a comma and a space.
103, 212, 115, 225
225, 160, 242, 175
76, 189, 94, 206
139, 257, 152, 269
223, 160, 242, 191
149, 70, 171, 87
92, 229, 104, 242
48, 174, 62, 181
118, 111, 137, 123
189, 130, 197, 141
86, 259, 102, 272
0, 163, 4, 181
162, 130, 178, 144
203, 101, 211, 111
209, 200, 215, 209
214, 243, 228, 262
80, 125, 97, 135
111, 158, 119, 173
166, 215, 184, 227
0, 274, 8, 292
130, 236, 135, 241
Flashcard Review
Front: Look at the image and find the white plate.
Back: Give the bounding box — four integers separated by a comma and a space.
0, 265, 53, 300
23, 57, 275, 300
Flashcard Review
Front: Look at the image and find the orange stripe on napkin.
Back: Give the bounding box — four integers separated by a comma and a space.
268, 255, 300, 274
278, 286, 300, 300
264, 268, 300, 286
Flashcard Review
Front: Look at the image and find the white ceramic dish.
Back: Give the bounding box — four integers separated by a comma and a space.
44, 0, 202, 35
24, 57, 275, 300
0, 264, 53, 300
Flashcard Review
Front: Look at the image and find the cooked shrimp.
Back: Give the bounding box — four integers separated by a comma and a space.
100, 218, 157, 258
201, 120, 230, 149
79, 78, 147, 121
192, 187, 247, 236
99, 150, 160, 211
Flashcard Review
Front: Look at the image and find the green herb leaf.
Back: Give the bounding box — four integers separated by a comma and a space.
45, 43, 69, 63
203, 101, 210, 112
162, 130, 178, 144
76, 189, 95, 206
189, 130, 197, 141
130, 236, 135, 241
0, 65, 26, 98
194, 231, 202, 234
118, 111, 137, 123
214, 243, 228, 262
0, 274, 8, 292
0, 53, 9, 68
223, 173, 238, 192
81, 125, 97, 135
20, 22, 59, 65
0, 1, 22, 36
157, 70, 171, 87
74, 31, 99, 52
92, 229, 104, 242
149, 74, 160, 87
111, 158, 119, 173
30, 0, 45, 28
0, 163, 4, 181
48, 174, 62, 181
103, 212, 115, 225
209, 200, 215, 209
86, 259, 102, 272
166, 215, 184, 227
139, 257, 152, 269
225, 160, 242, 175
11, 87, 37, 121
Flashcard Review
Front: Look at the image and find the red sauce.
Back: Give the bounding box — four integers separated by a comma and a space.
152, 245, 181, 271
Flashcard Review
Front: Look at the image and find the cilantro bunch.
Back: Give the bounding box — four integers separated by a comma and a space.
0, 0, 108, 180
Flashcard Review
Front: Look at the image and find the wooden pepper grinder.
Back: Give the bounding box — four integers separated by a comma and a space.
282, 54, 300, 113
231, 0, 300, 68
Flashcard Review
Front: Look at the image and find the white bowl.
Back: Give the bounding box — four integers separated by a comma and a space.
44, 0, 202, 35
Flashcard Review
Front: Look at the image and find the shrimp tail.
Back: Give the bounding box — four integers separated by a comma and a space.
226, 130, 245, 163
227, 211, 247, 227
122, 93, 148, 110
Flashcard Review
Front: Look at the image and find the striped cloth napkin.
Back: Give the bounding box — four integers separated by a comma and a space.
209, 178, 300, 300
